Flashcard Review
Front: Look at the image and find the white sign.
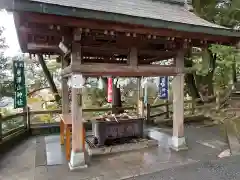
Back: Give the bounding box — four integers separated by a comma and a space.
71, 74, 85, 88
58, 42, 69, 54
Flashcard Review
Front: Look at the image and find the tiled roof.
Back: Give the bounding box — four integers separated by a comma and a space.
30, 0, 226, 29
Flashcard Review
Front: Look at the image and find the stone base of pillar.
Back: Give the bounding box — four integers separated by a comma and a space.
170, 136, 188, 151
68, 151, 88, 171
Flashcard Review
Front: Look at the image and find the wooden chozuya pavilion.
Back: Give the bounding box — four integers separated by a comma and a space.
3, 0, 240, 170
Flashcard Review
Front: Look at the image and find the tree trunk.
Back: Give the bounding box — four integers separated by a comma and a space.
100, 77, 108, 97
185, 73, 201, 99
205, 49, 216, 96
184, 55, 202, 100
37, 54, 61, 105
112, 79, 123, 114
194, 48, 216, 99
232, 58, 237, 83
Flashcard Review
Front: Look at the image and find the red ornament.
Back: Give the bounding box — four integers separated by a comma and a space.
107, 78, 112, 103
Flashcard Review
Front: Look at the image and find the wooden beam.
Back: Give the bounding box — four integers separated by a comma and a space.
26, 43, 61, 55
13, 12, 27, 52
18, 25, 69, 37
140, 52, 177, 64
27, 33, 61, 44
82, 46, 128, 55
82, 46, 177, 57
61, 63, 178, 77
21, 12, 236, 44
82, 58, 127, 64
81, 34, 175, 50
27, 43, 59, 51
28, 50, 57, 55
81, 56, 175, 64
81, 33, 219, 50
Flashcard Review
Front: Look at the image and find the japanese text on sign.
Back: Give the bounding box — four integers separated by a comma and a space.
13, 61, 26, 108
158, 76, 168, 99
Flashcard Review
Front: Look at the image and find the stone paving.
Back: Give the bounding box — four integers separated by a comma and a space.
0, 125, 236, 180
0, 138, 36, 180
126, 155, 240, 180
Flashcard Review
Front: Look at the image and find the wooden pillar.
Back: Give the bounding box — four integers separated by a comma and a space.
69, 43, 87, 170
25, 106, 30, 131
0, 113, 2, 142
71, 87, 83, 152
171, 50, 187, 151
129, 47, 143, 116
61, 57, 69, 114
129, 47, 138, 66
60, 57, 69, 145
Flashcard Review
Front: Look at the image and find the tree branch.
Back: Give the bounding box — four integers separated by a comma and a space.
28, 86, 50, 96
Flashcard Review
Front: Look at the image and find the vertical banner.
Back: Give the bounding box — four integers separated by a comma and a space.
159, 76, 169, 99
13, 60, 27, 109
144, 85, 148, 105
107, 77, 112, 103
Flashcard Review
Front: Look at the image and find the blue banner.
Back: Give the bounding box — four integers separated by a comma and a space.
159, 76, 168, 99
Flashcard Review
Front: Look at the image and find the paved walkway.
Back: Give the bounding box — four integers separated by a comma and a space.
126, 155, 240, 180
0, 126, 238, 180
0, 138, 36, 180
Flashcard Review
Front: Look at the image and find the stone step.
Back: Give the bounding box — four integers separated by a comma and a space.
229, 95, 240, 100
231, 92, 240, 97
234, 83, 240, 90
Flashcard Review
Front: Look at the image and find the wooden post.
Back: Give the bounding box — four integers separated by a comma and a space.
164, 100, 170, 119
66, 126, 71, 160
60, 117, 64, 145
172, 74, 184, 137
216, 90, 220, 111
26, 107, 31, 131
146, 103, 151, 123
62, 56, 70, 114
0, 113, 2, 142
129, 47, 138, 66
69, 41, 87, 170
23, 106, 28, 129
171, 50, 187, 151
60, 56, 69, 145
71, 87, 84, 152
191, 98, 195, 115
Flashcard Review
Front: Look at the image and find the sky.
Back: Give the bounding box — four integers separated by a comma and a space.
0, 10, 21, 57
